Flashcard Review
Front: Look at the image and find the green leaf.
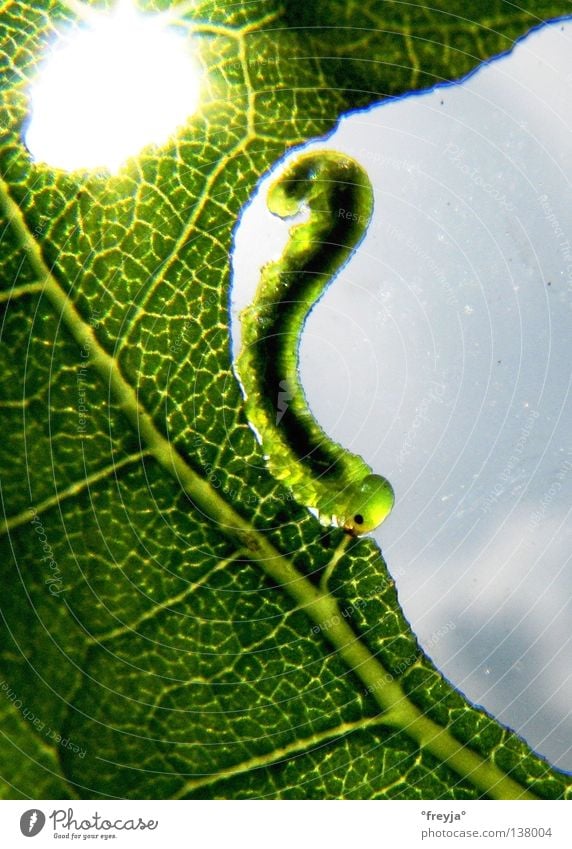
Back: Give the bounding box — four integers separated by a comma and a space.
1, 0, 571, 800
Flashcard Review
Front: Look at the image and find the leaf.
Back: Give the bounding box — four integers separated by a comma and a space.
0, 0, 570, 800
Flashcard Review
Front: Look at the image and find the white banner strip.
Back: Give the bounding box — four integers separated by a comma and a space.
0, 799, 570, 848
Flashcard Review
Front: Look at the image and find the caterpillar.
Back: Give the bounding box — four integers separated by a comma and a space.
235, 150, 394, 536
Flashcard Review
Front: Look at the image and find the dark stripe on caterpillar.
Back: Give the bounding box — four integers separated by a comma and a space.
235, 150, 394, 535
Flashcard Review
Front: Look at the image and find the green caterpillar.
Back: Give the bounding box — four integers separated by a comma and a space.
236, 150, 394, 535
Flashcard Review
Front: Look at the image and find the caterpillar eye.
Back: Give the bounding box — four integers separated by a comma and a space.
353, 514, 364, 525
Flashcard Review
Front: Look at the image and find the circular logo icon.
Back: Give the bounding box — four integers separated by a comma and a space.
19, 810, 46, 837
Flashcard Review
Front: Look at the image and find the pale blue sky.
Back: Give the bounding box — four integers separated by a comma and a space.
232, 18, 572, 769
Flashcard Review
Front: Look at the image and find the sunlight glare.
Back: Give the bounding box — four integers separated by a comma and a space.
25, 0, 202, 172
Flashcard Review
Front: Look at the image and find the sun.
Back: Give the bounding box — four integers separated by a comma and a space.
25, 0, 202, 173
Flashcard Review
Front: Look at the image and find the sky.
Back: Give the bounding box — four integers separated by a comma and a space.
232, 18, 572, 770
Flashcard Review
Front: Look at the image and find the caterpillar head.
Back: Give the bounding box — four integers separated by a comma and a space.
342, 474, 395, 536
